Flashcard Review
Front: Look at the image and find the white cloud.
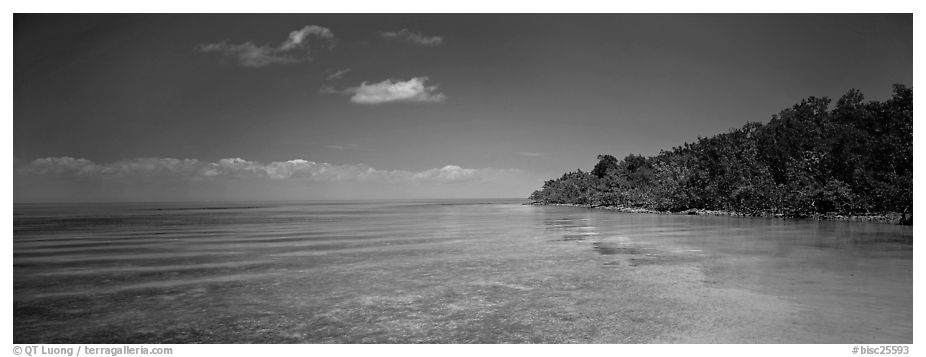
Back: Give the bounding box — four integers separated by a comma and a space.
413, 165, 478, 182
346, 77, 446, 104
17, 157, 519, 184
380, 29, 444, 46
281, 25, 335, 50
197, 25, 336, 67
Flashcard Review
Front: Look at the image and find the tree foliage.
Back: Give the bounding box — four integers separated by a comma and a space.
529, 86, 913, 223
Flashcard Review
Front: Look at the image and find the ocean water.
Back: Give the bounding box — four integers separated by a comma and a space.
13, 200, 913, 343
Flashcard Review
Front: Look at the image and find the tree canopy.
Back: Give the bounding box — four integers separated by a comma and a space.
529, 86, 913, 224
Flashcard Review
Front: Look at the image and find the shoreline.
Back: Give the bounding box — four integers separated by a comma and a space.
527, 202, 910, 225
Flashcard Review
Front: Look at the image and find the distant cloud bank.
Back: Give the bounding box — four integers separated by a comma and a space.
196, 25, 336, 67
379, 29, 444, 46
17, 157, 521, 184
346, 77, 446, 104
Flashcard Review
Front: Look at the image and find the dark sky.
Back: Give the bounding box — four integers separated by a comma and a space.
13, 14, 913, 201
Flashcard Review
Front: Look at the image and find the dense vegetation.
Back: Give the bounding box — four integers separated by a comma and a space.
530, 85, 913, 224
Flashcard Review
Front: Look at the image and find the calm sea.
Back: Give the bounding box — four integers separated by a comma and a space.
13, 200, 913, 343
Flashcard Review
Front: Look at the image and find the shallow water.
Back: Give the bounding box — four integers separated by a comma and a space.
13, 200, 912, 343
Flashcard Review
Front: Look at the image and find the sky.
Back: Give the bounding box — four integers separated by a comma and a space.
13, 14, 913, 202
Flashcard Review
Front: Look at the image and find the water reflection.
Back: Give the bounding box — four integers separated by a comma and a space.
537, 206, 912, 285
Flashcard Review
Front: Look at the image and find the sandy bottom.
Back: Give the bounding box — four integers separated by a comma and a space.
14, 203, 912, 343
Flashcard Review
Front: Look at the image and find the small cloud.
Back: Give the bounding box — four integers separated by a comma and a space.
281, 25, 335, 50
519, 152, 545, 157
346, 77, 446, 104
326, 68, 352, 81
324, 145, 346, 150
196, 25, 336, 67
379, 29, 444, 46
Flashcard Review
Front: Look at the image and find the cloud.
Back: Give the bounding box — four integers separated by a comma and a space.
281, 25, 334, 50
326, 68, 352, 81
518, 152, 546, 157
346, 77, 446, 104
413, 165, 478, 182
18, 157, 201, 178
17, 157, 521, 185
379, 29, 444, 46
196, 42, 301, 67
196, 25, 336, 67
